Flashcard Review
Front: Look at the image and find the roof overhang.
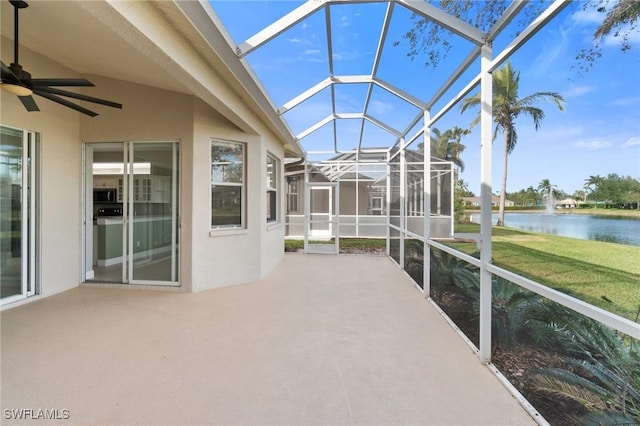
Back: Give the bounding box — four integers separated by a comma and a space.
0, 0, 305, 158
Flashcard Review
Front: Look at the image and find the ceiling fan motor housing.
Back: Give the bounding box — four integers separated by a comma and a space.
9, 1, 29, 9
8, 63, 32, 89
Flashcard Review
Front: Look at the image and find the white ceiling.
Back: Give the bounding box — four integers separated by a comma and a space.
0, 0, 189, 95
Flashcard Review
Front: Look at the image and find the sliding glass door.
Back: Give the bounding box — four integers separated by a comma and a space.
127, 142, 179, 284
86, 141, 179, 285
1, 126, 38, 303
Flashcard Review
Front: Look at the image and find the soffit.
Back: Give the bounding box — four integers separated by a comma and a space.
0, 0, 188, 94
0, 0, 304, 156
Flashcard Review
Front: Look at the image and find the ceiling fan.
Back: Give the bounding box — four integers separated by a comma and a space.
0, 0, 122, 117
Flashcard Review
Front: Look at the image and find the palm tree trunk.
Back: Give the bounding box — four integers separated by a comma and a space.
497, 129, 510, 226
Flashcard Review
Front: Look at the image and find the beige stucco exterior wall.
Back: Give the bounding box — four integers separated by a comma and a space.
2, 0, 294, 303
191, 99, 286, 292
79, 76, 195, 291
1, 39, 83, 299
191, 99, 260, 290
261, 134, 285, 277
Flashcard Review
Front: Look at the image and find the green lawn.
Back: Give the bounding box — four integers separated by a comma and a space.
451, 223, 640, 321
284, 238, 386, 251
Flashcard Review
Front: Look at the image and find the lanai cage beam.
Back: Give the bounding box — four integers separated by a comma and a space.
324, 4, 335, 77
237, 0, 326, 57
279, 78, 331, 115
394, 0, 484, 45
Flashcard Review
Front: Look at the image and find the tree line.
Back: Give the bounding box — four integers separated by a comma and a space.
502, 174, 640, 209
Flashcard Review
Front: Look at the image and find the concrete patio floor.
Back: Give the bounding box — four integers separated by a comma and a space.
1, 254, 535, 425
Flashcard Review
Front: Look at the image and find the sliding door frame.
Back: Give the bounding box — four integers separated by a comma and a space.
0, 126, 39, 305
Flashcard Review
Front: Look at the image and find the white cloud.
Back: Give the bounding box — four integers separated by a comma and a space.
571, 8, 603, 26
530, 25, 570, 77
575, 140, 612, 150
602, 23, 640, 46
370, 100, 393, 116
333, 51, 360, 61
565, 85, 596, 97
609, 97, 640, 107
303, 49, 320, 56
534, 124, 584, 141
286, 37, 303, 44
301, 22, 310, 30
341, 16, 349, 28
622, 136, 640, 148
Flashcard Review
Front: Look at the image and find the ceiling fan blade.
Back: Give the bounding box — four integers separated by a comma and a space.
18, 95, 40, 112
32, 78, 94, 87
35, 91, 98, 117
1, 61, 21, 84
35, 87, 122, 109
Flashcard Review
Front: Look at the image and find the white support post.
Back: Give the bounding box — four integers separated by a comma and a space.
303, 163, 310, 253
479, 43, 493, 364
334, 165, 340, 255
355, 163, 360, 237
423, 111, 431, 297
386, 150, 391, 256
450, 163, 455, 238
399, 140, 406, 269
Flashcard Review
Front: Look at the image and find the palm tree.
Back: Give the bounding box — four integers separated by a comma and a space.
584, 175, 603, 207
537, 178, 559, 210
525, 185, 539, 206
420, 126, 469, 172
573, 189, 586, 205
431, 126, 469, 172
461, 62, 565, 226
527, 302, 640, 424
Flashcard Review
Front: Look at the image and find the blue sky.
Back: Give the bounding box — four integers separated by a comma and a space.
211, 1, 640, 196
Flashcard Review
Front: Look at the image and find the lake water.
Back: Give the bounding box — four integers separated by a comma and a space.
469, 212, 640, 247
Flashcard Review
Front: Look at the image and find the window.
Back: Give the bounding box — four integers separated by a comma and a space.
211, 141, 245, 228
287, 177, 299, 213
370, 196, 383, 215
266, 154, 278, 222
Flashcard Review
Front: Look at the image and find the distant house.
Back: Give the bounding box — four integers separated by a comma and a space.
556, 198, 578, 209
462, 196, 514, 207
284, 151, 455, 239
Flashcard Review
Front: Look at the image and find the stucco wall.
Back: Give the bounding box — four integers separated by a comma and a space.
2, 41, 290, 301
192, 99, 261, 290
1, 39, 83, 299
261, 138, 285, 278
79, 76, 195, 291
190, 99, 286, 291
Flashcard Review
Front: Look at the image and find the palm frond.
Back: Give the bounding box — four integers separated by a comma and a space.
506, 125, 518, 153
531, 373, 609, 410
567, 359, 640, 403
580, 410, 640, 425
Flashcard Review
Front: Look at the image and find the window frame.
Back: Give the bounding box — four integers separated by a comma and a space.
210, 140, 246, 230
266, 153, 279, 224
287, 176, 299, 213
